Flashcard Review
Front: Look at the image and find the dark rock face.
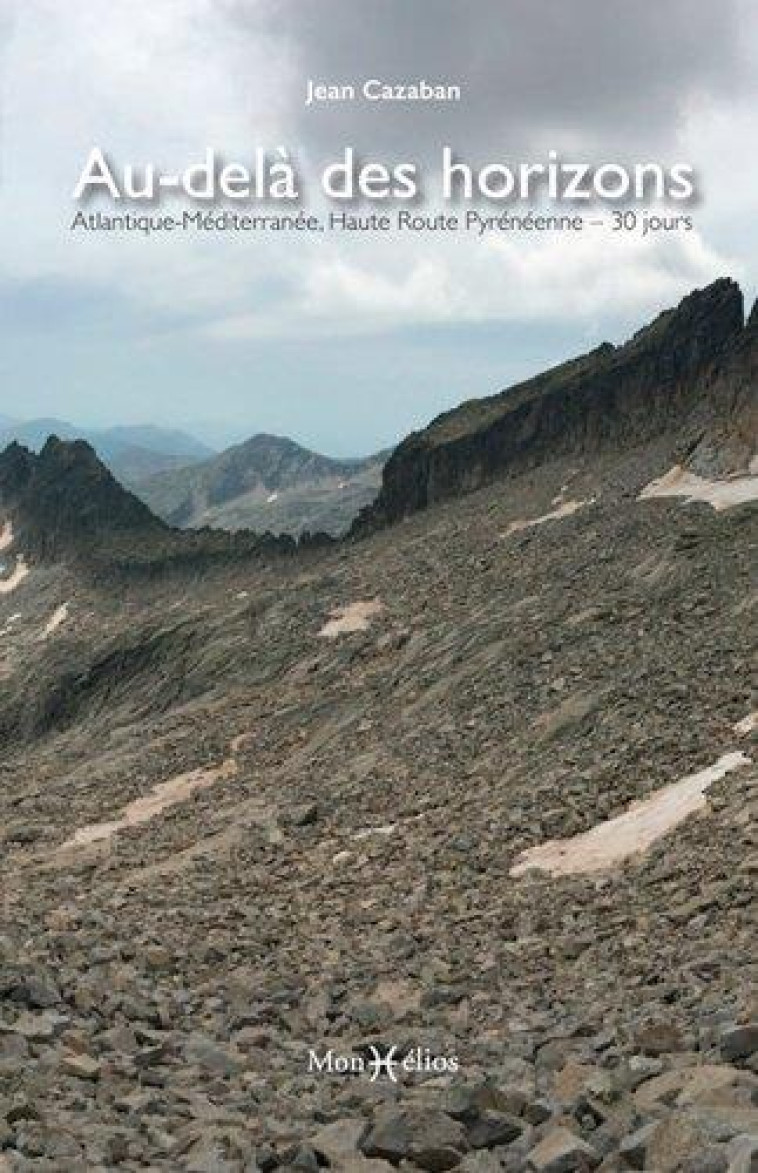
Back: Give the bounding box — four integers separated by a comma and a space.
682, 289, 758, 476
0, 436, 167, 560
354, 278, 748, 532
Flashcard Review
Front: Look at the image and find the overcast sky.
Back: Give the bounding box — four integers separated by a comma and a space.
0, 0, 756, 454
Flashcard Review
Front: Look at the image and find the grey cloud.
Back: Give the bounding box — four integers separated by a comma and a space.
225, 0, 751, 161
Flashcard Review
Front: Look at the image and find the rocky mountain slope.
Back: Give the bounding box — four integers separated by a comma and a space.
354, 278, 750, 533
0, 280, 755, 1171
135, 434, 387, 538
0, 419, 214, 487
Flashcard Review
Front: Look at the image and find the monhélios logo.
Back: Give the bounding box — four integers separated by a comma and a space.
308, 1045, 460, 1083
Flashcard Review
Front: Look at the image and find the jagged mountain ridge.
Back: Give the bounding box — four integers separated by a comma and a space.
134, 433, 388, 537
0, 437, 334, 575
1, 278, 754, 571
354, 277, 754, 533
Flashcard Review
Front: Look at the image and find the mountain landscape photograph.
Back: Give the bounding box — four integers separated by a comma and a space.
0, 3, 756, 1172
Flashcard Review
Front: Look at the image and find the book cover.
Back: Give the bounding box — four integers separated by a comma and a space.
0, 4, 756, 1169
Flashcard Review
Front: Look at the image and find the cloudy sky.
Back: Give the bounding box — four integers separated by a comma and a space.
0, 0, 756, 454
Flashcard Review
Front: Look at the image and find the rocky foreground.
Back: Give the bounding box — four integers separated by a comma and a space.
0, 429, 756, 1170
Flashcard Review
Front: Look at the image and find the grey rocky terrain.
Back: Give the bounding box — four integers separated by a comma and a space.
0, 279, 756, 1171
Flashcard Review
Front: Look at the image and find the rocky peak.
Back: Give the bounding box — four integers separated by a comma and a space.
203, 433, 370, 503
0, 435, 167, 560
624, 276, 742, 358
0, 440, 36, 497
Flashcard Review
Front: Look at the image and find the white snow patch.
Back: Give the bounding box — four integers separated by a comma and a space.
354, 823, 396, 842
510, 751, 751, 878
550, 483, 573, 506
230, 731, 254, 753
734, 711, 757, 737
0, 521, 13, 552
41, 603, 69, 639
505, 498, 595, 536
639, 465, 758, 511
61, 758, 238, 850
319, 599, 383, 638
0, 557, 29, 594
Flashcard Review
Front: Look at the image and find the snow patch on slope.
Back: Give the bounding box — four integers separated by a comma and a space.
510, 751, 751, 878
41, 603, 69, 639
0, 557, 30, 594
734, 711, 757, 737
639, 465, 758, 511
319, 599, 383, 638
504, 499, 595, 536
60, 758, 239, 851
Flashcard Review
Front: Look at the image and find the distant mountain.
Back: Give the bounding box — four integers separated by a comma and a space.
0, 418, 80, 449
95, 443, 207, 487
134, 433, 388, 537
0, 419, 215, 486
95, 425, 213, 460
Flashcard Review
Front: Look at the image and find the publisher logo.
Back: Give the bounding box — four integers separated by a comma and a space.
308, 1045, 459, 1082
